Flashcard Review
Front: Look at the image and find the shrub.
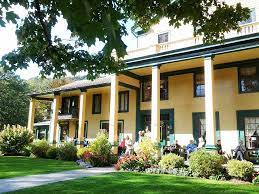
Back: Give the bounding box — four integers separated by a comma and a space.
252, 175, 259, 185
0, 125, 34, 155
189, 150, 225, 178
82, 132, 114, 167
88, 132, 112, 156
46, 147, 58, 159
31, 140, 50, 158
21, 146, 32, 157
159, 153, 184, 170
136, 137, 159, 161
115, 155, 144, 171
226, 160, 254, 181
58, 143, 77, 161
77, 147, 89, 159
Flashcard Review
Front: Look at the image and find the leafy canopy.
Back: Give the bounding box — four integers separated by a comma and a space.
0, 0, 250, 78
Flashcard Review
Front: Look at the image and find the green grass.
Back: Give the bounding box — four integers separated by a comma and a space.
0, 156, 79, 179
9, 172, 259, 194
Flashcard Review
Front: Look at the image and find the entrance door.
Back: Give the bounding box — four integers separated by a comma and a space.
142, 114, 171, 145
192, 113, 206, 144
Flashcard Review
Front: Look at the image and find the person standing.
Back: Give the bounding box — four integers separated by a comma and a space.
125, 135, 133, 155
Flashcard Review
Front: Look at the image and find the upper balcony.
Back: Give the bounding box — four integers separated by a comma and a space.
125, 22, 259, 60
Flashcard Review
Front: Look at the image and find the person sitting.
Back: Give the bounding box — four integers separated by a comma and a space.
186, 140, 197, 158
125, 135, 134, 156
197, 136, 206, 149
215, 139, 225, 155
163, 140, 181, 155
234, 140, 246, 161
118, 138, 126, 156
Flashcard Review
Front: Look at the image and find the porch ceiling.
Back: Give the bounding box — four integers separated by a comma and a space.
128, 47, 259, 76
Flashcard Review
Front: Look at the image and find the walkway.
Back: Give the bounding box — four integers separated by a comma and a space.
0, 167, 115, 193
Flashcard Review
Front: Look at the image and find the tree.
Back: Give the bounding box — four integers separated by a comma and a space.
0, 0, 250, 78
0, 69, 30, 127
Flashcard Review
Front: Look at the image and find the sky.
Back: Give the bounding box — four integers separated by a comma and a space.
0, 8, 137, 80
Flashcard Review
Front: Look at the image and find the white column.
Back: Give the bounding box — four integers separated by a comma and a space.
204, 56, 216, 147
109, 74, 119, 144
49, 94, 60, 144
78, 90, 87, 147
27, 98, 36, 131
151, 65, 160, 142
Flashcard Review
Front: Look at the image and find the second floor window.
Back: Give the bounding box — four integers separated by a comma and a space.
92, 94, 102, 114
119, 91, 129, 112
239, 66, 259, 93
239, 8, 256, 25
194, 73, 205, 97
158, 32, 169, 43
142, 78, 169, 101
61, 96, 78, 114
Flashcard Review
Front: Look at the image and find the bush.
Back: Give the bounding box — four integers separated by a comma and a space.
46, 146, 58, 159
115, 155, 145, 171
226, 160, 254, 181
135, 137, 159, 161
0, 125, 33, 155
252, 175, 259, 185
31, 140, 50, 158
57, 143, 77, 161
159, 153, 184, 170
21, 146, 32, 157
82, 132, 114, 167
77, 147, 89, 159
145, 167, 191, 176
189, 150, 225, 178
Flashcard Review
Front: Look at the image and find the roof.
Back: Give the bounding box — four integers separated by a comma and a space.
30, 76, 111, 97
54, 76, 111, 92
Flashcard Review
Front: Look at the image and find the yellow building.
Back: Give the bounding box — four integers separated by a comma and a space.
28, 1, 259, 160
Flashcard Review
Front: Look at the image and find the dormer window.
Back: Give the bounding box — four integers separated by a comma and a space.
239, 8, 256, 25
158, 32, 169, 43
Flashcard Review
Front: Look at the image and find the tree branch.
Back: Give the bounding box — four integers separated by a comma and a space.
34, 0, 52, 48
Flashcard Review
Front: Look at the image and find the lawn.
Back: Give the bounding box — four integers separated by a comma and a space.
9, 172, 259, 194
0, 156, 79, 179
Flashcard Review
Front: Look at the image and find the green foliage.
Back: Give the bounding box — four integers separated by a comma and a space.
0, 1, 250, 77
159, 154, 184, 170
115, 155, 145, 172
77, 147, 89, 159
253, 176, 259, 185
31, 140, 50, 158
57, 143, 77, 161
227, 160, 254, 181
82, 132, 114, 166
0, 70, 30, 127
0, 125, 34, 155
136, 137, 159, 161
46, 146, 59, 159
189, 150, 225, 178
88, 132, 112, 156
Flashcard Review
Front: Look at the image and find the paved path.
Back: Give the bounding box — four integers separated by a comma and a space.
0, 167, 115, 193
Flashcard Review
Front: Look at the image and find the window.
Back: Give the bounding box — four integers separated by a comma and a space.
194, 73, 205, 97
158, 32, 169, 43
61, 96, 78, 115
142, 78, 169, 101
239, 8, 256, 25
193, 113, 206, 144
92, 94, 102, 114
99, 120, 124, 142
239, 66, 259, 93
244, 117, 259, 149
119, 91, 129, 112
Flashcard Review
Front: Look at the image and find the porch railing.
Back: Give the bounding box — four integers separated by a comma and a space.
125, 22, 259, 60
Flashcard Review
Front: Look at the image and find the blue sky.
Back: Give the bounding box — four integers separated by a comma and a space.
0, 11, 137, 80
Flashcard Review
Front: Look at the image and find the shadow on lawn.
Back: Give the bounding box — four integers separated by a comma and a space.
11, 172, 259, 194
